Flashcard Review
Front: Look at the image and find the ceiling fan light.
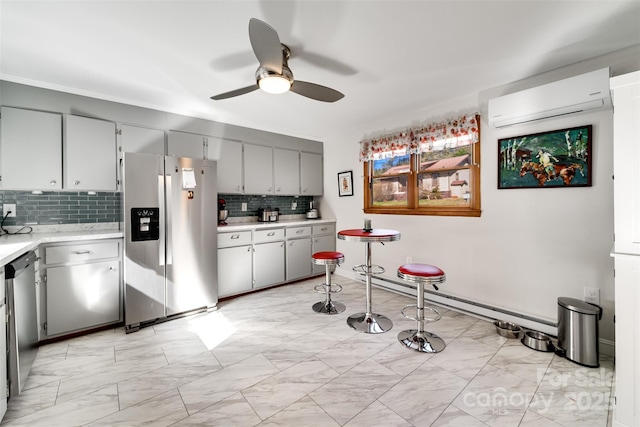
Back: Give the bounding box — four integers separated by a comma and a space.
259, 75, 291, 94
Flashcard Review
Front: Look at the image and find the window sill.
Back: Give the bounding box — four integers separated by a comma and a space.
363, 207, 481, 217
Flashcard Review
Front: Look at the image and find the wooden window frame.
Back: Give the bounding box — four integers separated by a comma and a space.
363, 123, 481, 218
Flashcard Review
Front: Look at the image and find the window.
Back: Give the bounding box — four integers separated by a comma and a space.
361, 114, 481, 217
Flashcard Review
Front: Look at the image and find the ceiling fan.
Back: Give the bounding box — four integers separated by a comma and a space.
211, 18, 344, 103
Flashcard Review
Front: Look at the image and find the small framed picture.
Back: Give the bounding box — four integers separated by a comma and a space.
338, 170, 353, 197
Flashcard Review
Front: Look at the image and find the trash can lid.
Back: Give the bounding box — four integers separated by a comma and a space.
558, 297, 600, 315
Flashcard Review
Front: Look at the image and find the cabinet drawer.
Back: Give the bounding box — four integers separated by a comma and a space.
45, 241, 119, 265
286, 226, 311, 238
312, 223, 335, 235
254, 228, 285, 243
218, 231, 252, 248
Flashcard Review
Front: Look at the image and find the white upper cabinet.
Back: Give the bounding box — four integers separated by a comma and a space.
300, 151, 323, 195
65, 115, 117, 191
167, 131, 206, 159
274, 148, 300, 195
0, 106, 63, 190
119, 124, 165, 156
208, 137, 243, 193
244, 143, 274, 195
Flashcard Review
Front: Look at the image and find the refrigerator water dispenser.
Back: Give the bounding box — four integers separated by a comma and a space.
130, 207, 160, 241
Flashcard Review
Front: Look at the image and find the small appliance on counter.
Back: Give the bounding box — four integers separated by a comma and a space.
257, 206, 279, 222
306, 201, 319, 219
218, 198, 228, 225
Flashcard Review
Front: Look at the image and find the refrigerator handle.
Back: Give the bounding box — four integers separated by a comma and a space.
158, 175, 166, 266
165, 174, 173, 265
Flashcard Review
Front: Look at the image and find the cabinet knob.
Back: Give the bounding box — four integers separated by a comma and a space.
50, 180, 57, 186
74, 180, 81, 186
302, 188, 307, 193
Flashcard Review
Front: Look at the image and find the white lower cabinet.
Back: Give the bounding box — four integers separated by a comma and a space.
40, 240, 121, 338
217, 222, 335, 298
312, 224, 337, 275
286, 238, 312, 281
218, 245, 252, 297
312, 235, 337, 275
254, 241, 285, 288
46, 261, 120, 336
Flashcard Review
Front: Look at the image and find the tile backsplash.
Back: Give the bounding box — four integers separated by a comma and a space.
0, 191, 121, 226
220, 194, 315, 218
0, 190, 315, 225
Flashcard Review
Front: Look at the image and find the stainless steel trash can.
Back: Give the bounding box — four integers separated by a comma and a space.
557, 297, 602, 367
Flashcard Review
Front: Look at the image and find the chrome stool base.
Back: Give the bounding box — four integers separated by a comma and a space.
347, 312, 393, 334
313, 300, 346, 315
398, 329, 446, 353
311, 251, 345, 316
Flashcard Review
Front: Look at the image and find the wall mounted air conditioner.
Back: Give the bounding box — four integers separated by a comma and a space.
488, 67, 612, 128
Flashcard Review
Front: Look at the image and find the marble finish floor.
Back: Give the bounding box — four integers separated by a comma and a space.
2, 277, 615, 426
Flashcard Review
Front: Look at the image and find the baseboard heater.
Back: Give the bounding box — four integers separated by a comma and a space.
350, 274, 614, 356
362, 274, 558, 336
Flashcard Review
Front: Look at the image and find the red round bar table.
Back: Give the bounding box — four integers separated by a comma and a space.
337, 228, 401, 333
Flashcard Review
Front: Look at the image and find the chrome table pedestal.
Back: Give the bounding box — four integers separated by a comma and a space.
337, 228, 400, 334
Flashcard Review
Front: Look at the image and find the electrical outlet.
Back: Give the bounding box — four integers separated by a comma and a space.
584, 287, 600, 305
241, 203, 247, 211
291, 201, 297, 210
3, 203, 16, 218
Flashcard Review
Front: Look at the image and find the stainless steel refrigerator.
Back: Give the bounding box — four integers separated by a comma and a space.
123, 152, 218, 332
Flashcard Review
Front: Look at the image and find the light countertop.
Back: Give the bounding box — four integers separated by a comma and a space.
218, 218, 336, 232
0, 230, 123, 266
0, 218, 336, 266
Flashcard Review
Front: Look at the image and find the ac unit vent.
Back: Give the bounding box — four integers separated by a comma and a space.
488, 68, 612, 128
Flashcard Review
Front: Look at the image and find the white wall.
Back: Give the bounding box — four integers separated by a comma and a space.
321, 82, 616, 344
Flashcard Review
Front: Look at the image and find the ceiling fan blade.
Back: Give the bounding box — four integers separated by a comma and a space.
290, 81, 344, 103
249, 18, 283, 74
210, 84, 258, 100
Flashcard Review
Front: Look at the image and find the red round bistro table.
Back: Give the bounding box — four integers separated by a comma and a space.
337, 228, 401, 333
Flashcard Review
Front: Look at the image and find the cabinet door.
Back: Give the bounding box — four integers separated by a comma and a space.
300, 152, 323, 195
312, 234, 336, 275
119, 124, 165, 156
253, 241, 284, 288
612, 72, 640, 255
286, 238, 312, 281
218, 245, 253, 297
244, 143, 273, 195
0, 106, 62, 190
65, 115, 117, 190
274, 148, 300, 195
45, 260, 120, 336
167, 131, 205, 159
209, 137, 243, 193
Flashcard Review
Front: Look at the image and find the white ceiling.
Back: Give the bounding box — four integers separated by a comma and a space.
1, 1, 639, 141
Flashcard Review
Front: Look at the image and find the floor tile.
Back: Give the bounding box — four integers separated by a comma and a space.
1, 277, 615, 427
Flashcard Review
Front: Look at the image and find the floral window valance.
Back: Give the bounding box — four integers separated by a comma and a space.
359, 113, 479, 162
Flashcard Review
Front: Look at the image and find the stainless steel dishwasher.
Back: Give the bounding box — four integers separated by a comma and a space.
5, 251, 38, 397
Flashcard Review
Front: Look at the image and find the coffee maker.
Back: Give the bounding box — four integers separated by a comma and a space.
218, 198, 229, 225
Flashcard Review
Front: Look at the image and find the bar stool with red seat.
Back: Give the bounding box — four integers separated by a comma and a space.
397, 263, 447, 353
311, 251, 346, 315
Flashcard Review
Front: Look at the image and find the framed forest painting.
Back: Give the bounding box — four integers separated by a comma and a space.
498, 125, 592, 189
